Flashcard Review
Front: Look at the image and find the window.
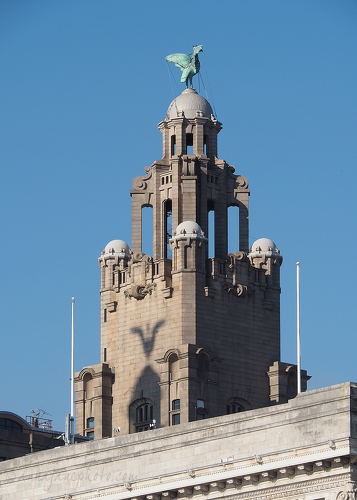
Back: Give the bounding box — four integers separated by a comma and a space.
186, 133, 193, 154
196, 399, 207, 420
228, 205, 239, 253
141, 205, 153, 256
171, 135, 176, 156
135, 403, 154, 432
0, 418, 23, 433
87, 431, 94, 440
207, 200, 215, 258
172, 399, 180, 410
172, 414, 180, 425
87, 417, 94, 429
164, 199, 172, 259
227, 403, 244, 414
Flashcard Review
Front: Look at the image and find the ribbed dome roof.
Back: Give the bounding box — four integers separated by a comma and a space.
102, 239, 131, 258
249, 238, 280, 256
167, 88, 213, 120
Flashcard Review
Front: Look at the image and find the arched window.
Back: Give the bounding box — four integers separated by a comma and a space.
142, 205, 153, 256
164, 199, 172, 259
0, 418, 23, 432
207, 199, 215, 258
226, 397, 251, 415
169, 353, 179, 381
186, 133, 193, 154
129, 398, 154, 433
87, 417, 94, 429
287, 370, 297, 399
171, 135, 176, 156
228, 205, 239, 253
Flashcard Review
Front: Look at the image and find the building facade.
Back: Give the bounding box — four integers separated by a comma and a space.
0, 411, 64, 461
74, 87, 308, 440
1, 75, 356, 500
1, 383, 357, 500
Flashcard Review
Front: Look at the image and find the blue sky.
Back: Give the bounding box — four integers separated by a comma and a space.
1, 1, 356, 431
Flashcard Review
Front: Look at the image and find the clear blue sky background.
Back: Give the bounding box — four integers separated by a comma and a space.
1, 1, 356, 431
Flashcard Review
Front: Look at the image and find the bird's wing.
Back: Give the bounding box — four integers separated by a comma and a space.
165, 53, 191, 70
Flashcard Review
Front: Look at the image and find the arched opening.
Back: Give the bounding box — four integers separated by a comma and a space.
164, 199, 172, 259
287, 370, 297, 399
169, 353, 179, 381
228, 205, 239, 253
226, 397, 251, 414
171, 135, 176, 156
203, 134, 208, 156
142, 205, 153, 256
186, 133, 193, 154
168, 353, 180, 425
207, 199, 215, 258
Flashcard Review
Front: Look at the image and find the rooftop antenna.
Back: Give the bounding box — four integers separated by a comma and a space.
296, 263, 301, 394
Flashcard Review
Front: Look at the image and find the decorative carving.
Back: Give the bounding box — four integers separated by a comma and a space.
336, 491, 357, 500
124, 283, 156, 300
222, 282, 249, 297
236, 175, 249, 189
132, 253, 152, 264
132, 166, 152, 190
228, 252, 246, 268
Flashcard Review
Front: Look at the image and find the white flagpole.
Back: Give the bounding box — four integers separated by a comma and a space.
296, 263, 301, 394
71, 297, 75, 443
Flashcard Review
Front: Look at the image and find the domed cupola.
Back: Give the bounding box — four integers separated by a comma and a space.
248, 238, 282, 279
158, 89, 221, 160
167, 88, 214, 120
171, 221, 207, 241
170, 221, 207, 272
100, 239, 131, 263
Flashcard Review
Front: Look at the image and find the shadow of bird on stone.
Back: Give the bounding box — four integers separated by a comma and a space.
131, 320, 165, 357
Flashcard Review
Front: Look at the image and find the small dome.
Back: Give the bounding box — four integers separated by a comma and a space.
249, 238, 280, 256
102, 239, 131, 258
173, 221, 205, 238
167, 88, 213, 120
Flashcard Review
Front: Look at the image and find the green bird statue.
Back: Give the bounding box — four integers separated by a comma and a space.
165, 45, 203, 88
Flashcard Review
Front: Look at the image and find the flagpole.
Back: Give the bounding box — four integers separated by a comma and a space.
296, 263, 301, 394
71, 297, 75, 443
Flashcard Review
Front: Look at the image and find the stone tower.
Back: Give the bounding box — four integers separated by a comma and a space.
75, 88, 308, 439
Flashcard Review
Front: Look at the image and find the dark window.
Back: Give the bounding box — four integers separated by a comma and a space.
186, 133, 193, 154
171, 135, 176, 156
0, 418, 23, 432
135, 403, 154, 432
87, 417, 94, 429
207, 199, 215, 258
172, 399, 180, 410
227, 403, 244, 414
172, 414, 180, 425
196, 399, 207, 420
87, 431, 94, 440
164, 199, 172, 259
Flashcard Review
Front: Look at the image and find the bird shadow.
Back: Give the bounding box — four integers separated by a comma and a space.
131, 320, 165, 358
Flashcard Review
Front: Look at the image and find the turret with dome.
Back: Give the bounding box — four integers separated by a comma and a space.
75, 50, 309, 440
